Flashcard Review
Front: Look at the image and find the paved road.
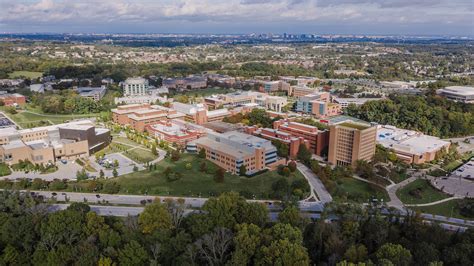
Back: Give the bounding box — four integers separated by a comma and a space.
297, 163, 332, 203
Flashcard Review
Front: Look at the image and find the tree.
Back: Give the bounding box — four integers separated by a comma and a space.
76, 169, 88, 181
239, 165, 247, 176
278, 206, 307, 229
344, 244, 368, 263
112, 168, 118, 178
297, 144, 311, 165
138, 201, 173, 234
231, 223, 262, 265
288, 161, 297, 172
198, 148, 206, 159
214, 168, 225, 183
376, 243, 412, 266
199, 162, 207, 173
256, 239, 309, 266
99, 169, 105, 178
151, 144, 158, 156
194, 228, 234, 266
281, 167, 291, 177
171, 151, 180, 162
118, 241, 148, 266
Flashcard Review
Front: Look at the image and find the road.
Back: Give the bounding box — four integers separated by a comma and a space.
297, 163, 333, 203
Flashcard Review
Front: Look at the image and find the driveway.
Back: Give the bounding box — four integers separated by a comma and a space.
297, 162, 333, 203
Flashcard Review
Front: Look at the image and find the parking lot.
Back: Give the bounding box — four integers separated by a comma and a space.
89, 152, 144, 178
0, 113, 16, 128
432, 158, 474, 198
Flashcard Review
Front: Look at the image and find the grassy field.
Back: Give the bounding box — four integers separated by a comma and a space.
332, 177, 389, 203
0, 163, 12, 177
397, 179, 449, 204
104, 154, 307, 199
178, 87, 235, 97
123, 148, 156, 163
411, 199, 471, 220
0, 106, 104, 128
8, 71, 43, 79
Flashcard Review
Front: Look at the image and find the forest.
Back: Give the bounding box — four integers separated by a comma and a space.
345, 93, 474, 138
0, 190, 472, 266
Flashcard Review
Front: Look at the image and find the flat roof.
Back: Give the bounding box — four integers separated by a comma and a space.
438, 86, 474, 96
338, 122, 370, 130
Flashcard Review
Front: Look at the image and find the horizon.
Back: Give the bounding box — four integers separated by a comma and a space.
0, 0, 473, 36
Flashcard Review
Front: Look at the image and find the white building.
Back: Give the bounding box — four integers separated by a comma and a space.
436, 86, 474, 103
123, 77, 149, 96
332, 97, 383, 108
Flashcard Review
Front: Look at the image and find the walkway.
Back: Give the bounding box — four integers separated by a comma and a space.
405, 196, 462, 207
297, 163, 333, 203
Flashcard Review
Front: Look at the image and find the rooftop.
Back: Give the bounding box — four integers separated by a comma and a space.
338, 122, 370, 130
438, 86, 474, 96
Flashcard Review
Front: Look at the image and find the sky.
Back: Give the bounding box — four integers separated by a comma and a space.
0, 0, 473, 35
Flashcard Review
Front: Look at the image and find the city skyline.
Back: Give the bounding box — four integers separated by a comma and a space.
0, 0, 473, 35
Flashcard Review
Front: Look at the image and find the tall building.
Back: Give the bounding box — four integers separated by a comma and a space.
123, 77, 149, 96
328, 121, 377, 167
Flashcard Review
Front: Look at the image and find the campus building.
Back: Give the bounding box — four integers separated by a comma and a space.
0, 92, 26, 106
145, 120, 205, 146
76, 86, 107, 101
0, 120, 110, 165
328, 121, 377, 167
273, 120, 330, 156
123, 77, 149, 96
288, 85, 318, 98
376, 125, 451, 164
187, 131, 283, 175
436, 86, 474, 103
111, 103, 184, 132
171, 102, 232, 125
163, 76, 207, 90
204, 91, 287, 112
332, 97, 383, 109
261, 81, 290, 92
296, 92, 341, 118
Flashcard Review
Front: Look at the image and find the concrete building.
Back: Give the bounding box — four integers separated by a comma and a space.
123, 77, 149, 96
171, 102, 232, 125
0, 120, 110, 165
29, 84, 46, 93
112, 103, 184, 132
0, 92, 26, 106
328, 121, 377, 167
76, 86, 107, 101
114, 95, 169, 105
274, 120, 330, 156
205, 91, 287, 112
296, 92, 341, 118
332, 97, 383, 108
376, 125, 450, 164
145, 120, 205, 146
187, 131, 283, 175
436, 86, 474, 103
288, 85, 318, 98
262, 81, 290, 92
163, 76, 207, 90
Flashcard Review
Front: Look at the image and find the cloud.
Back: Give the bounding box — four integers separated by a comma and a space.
0, 0, 472, 34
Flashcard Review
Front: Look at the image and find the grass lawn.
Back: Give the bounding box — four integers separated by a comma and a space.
0, 108, 104, 128
442, 160, 463, 172
411, 199, 472, 220
123, 148, 156, 163
332, 177, 389, 203
105, 153, 307, 199
0, 163, 12, 177
8, 71, 43, 79
178, 87, 235, 97
397, 179, 449, 204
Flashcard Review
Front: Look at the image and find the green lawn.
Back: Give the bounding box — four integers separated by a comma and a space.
397, 179, 449, 204
178, 87, 235, 97
332, 177, 389, 203
1, 108, 104, 128
8, 71, 43, 79
104, 154, 307, 199
123, 148, 156, 163
411, 199, 472, 220
0, 163, 12, 177
442, 160, 463, 172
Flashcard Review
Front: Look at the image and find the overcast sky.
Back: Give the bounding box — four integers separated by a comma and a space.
0, 0, 473, 35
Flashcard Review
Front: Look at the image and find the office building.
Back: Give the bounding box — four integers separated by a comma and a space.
163, 76, 207, 90
328, 121, 377, 167
145, 120, 205, 146
187, 131, 283, 175
0, 92, 26, 106
332, 97, 383, 108
76, 86, 107, 101
436, 86, 474, 103
0, 120, 110, 165
112, 103, 184, 132
296, 92, 341, 118
273, 119, 330, 156
123, 77, 149, 96
171, 102, 232, 125
204, 91, 287, 112
288, 85, 318, 98
262, 81, 290, 92
377, 125, 450, 164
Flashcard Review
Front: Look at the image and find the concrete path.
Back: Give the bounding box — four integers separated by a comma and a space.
297, 163, 333, 203
405, 196, 462, 207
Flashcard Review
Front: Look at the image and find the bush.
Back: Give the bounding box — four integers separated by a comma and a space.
288, 161, 297, 172
49, 180, 67, 191
185, 163, 192, 170
102, 182, 120, 194
171, 151, 181, 162
214, 168, 225, 183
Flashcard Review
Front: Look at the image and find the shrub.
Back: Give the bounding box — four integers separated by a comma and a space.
214, 168, 225, 183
